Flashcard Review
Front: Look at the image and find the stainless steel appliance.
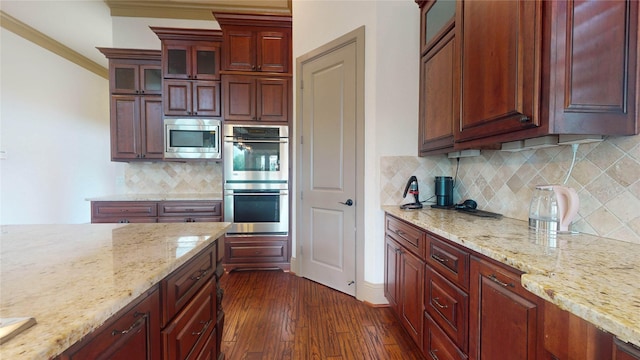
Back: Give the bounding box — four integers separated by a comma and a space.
223, 124, 289, 182
164, 118, 221, 160
223, 124, 289, 235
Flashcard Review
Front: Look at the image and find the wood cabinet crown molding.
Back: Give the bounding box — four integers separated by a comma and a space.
150, 27, 223, 42
213, 12, 292, 28
96, 47, 161, 61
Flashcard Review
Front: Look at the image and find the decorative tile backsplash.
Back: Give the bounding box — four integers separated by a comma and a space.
381, 134, 640, 245
124, 162, 223, 194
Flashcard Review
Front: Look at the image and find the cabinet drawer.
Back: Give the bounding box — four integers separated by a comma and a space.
158, 201, 222, 217
162, 244, 216, 325
163, 278, 216, 360
158, 216, 222, 223
91, 201, 158, 219
62, 286, 161, 360
192, 328, 217, 360
385, 215, 426, 259
423, 313, 468, 360
91, 216, 158, 224
225, 239, 288, 264
426, 233, 469, 290
425, 267, 468, 351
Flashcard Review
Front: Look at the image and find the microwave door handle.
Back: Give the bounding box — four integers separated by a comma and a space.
224, 139, 288, 144
230, 192, 288, 196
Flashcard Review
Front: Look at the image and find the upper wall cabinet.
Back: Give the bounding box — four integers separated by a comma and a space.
417, 0, 458, 155
451, 0, 639, 149
151, 27, 223, 118
98, 48, 164, 161
214, 12, 292, 74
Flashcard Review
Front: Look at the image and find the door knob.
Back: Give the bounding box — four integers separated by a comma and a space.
339, 199, 354, 206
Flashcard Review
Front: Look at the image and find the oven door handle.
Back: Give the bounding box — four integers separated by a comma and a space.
226, 192, 288, 196
224, 138, 288, 144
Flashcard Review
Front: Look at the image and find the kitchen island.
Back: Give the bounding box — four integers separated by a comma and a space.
0, 222, 230, 359
383, 205, 640, 351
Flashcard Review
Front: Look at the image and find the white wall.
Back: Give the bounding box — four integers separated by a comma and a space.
293, 0, 419, 303
0, 29, 124, 224
110, 16, 219, 50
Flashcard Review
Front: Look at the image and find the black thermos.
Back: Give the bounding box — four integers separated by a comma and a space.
435, 176, 453, 206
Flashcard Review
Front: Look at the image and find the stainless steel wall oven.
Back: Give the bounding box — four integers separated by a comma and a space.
223, 124, 289, 235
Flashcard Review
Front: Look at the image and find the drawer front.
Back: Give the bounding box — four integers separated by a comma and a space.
91, 216, 158, 224
163, 278, 216, 360
424, 313, 468, 360
225, 239, 288, 264
91, 201, 158, 219
191, 328, 217, 360
158, 216, 222, 223
158, 201, 222, 217
63, 287, 161, 360
425, 267, 468, 351
426, 234, 469, 290
163, 244, 216, 324
385, 215, 426, 259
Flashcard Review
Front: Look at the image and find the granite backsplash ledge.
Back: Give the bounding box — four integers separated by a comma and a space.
381, 134, 640, 245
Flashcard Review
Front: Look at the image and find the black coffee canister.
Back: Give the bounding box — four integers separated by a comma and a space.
435, 176, 453, 206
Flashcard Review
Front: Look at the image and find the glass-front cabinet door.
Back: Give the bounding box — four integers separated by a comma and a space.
420, 0, 456, 55
164, 42, 220, 81
111, 62, 161, 95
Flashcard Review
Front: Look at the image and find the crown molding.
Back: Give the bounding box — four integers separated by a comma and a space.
104, 0, 292, 20
0, 11, 108, 79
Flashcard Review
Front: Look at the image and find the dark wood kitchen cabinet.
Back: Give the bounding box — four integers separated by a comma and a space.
222, 74, 290, 123
468, 255, 544, 360
614, 339, 640, 360
453, 0, 639, 149
224, 235, 289, 272
98, 48, 164, 161
60, 286, 161, 360
416, 0, 457, 155
151, 27, 223, 118
384, 214, 426, 350
91, 200, 222, 223
215, 12, 291, 74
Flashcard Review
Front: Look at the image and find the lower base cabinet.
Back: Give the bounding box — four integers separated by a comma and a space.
60, 241, 224, 360
384, 212, 640, 360
469, 256, 544, 360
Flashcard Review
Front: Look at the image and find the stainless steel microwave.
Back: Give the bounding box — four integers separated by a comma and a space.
164, 118, 221, 160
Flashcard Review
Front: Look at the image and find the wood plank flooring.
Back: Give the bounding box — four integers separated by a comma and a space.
219, 270, 423, 360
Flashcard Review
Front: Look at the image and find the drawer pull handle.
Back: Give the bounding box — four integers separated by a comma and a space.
111, 312, 147, 336
190, 269, 209, 281
431, 254, 447, 264
394, 229, 405, 237
488, 274, 515, 288
433, 297, 448, 309
192, 319, 211, 336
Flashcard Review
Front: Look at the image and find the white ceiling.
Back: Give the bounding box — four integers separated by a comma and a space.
0, 0, 291, 69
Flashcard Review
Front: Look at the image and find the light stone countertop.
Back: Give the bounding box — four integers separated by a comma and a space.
85, 193, 223, 201
383, 205, 640, 348
0, 222, 230, 359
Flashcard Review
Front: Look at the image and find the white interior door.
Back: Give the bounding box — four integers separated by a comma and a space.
298, 37, 358, 296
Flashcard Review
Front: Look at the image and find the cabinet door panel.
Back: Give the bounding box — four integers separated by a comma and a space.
111, 95, 140, 160
257, 31, 289, 73
164, 80, 192, 116
469, 257, 540, 360
549, 0, 638, 135
193, 45, 221, 81
385, 237, 401, 312
257, 78, 289, 122
112, 64, 139, 94
400, 249, 425, 349
193, 81, 221, 117
224, 29, 255, 71
457, 0, 541, 142
140, 64, 162, 94
141, 96, 164, 159
419, 30, 456, 155
223, 75, 256, 121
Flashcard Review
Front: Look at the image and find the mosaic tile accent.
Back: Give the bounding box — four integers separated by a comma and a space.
124, 162, 223, 194
381, 134, 640, 244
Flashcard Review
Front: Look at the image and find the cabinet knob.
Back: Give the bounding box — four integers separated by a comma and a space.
519, 115, 532, 123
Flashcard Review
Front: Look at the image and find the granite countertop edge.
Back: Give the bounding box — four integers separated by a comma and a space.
0, 222, 231, 359
85, 193, 223, 201
382, 205, 640, 348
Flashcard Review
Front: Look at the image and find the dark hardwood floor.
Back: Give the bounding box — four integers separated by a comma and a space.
219, 270, 424, 360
